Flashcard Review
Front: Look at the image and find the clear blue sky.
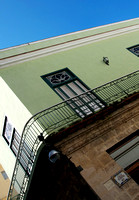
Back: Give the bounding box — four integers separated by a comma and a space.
0, 0, 139, 49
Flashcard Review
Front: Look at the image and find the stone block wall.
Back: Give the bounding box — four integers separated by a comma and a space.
55, 98, 139, 200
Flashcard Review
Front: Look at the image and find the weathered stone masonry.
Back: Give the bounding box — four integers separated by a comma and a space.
54, 97, 139, 200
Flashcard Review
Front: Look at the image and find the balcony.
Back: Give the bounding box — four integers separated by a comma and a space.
8, 70, 139, 200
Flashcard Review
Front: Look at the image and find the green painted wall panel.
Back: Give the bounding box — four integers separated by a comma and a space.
0, 30, 139, 114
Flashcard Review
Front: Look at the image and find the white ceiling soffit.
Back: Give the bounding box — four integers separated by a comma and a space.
0, 23, 139, 68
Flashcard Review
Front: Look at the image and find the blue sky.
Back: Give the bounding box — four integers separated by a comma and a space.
0, 0, 139, 49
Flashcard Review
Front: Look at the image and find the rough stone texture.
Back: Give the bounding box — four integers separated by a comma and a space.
133, 194, 139, 200
55, 98, 139, 200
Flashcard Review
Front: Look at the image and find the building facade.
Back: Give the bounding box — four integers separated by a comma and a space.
0, 18, 139, 199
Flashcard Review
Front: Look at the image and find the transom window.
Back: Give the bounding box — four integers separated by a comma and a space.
46, 70, 72, 85
41, 68, 105, 118
127, 44, 139, 57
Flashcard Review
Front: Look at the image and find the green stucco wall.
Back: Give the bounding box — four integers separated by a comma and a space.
0, 30, 139, 115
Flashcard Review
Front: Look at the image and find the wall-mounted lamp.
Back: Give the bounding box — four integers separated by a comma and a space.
38, 134, 60, 163
48, 150, 61, 163
103, 57, 109, 65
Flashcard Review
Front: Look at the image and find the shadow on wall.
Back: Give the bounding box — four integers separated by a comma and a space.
25, 144, 100, 200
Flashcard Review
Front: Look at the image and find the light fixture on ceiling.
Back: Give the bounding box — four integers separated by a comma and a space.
48, 150, 61, 163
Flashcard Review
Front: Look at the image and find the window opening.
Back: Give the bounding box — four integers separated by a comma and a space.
2, 116, 14, 145
11, 129, 20, 156
1, 171, 8, 180
127, 44, 139, 57
2, 116, 34, 174
107, 130, 139, 184
41, 68, 105, 118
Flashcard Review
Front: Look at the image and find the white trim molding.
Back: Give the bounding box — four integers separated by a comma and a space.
0, 21, 139, 68
1, 17, 139, 51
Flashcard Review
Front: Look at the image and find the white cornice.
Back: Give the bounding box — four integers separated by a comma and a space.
0, 22, 139, 68
1, 17, 139, 52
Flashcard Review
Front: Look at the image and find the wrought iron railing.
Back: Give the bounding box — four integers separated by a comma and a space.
93, 70, 139, 104
8, 70, 139, 200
